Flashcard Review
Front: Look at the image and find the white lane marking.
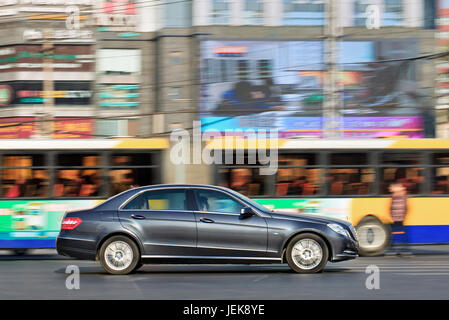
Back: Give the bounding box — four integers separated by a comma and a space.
397, 273, 449, 276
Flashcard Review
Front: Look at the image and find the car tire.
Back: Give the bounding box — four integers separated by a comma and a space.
286, 233, 329, 274
99, 235, 140, 275
356, 216, 391, 257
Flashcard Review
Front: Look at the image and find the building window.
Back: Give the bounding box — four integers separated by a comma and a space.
164, 0, 192, 28
353, 0, 370, 26
168, 87, 182, 99
283, 0, 325, 26
423, 0, 436, 29
258, 60, 272, 79
243, 0, 264, 25
169, 51, 183, 64
96, 119, 132, 137
211, 0, 230, 24
383, 0, 403, 26
97, 49, 141, 75
237, 60, 250, 80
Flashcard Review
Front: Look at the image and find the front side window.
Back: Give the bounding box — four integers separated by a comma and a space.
123, 189, 188, 211
195, 189, 245, 213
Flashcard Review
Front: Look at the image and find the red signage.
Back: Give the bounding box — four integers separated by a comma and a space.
53, 118, 93, 139
0, 117, 93, 139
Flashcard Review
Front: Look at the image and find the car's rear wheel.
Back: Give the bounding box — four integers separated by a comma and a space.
356, 216, 390, 256
99, 235, 140, 275
286, 233, 329, 274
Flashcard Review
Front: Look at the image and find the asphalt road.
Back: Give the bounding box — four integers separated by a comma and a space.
1, 247, 449, 300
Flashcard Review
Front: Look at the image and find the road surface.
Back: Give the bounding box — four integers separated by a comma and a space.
1, 246, 449, 300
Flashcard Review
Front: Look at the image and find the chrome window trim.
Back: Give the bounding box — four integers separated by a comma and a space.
119, 185, 266, 217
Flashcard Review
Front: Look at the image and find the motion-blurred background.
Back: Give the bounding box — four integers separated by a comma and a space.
0, 0, 448, 257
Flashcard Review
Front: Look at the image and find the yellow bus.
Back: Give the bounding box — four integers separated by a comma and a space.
210, 138, 449, 256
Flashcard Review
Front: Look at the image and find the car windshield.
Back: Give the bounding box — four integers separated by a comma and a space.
226, 188, 272, 214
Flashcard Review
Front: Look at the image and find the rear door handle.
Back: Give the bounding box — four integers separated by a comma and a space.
199, 217, 215, 223
131, 214, 146, 220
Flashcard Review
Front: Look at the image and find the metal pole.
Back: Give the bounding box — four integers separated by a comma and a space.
323, 0, 343, 139
42, 29, 54, 137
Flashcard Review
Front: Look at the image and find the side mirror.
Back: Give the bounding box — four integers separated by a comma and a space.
240, 207, 254, 219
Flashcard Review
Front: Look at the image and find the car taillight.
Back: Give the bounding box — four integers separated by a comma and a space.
61, 217, 82, 230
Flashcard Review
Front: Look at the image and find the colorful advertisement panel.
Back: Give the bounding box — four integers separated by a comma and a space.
0, 81, 91, 106
199, 39, 424, 138
202, 116, 424, 138
0, 200, 100, 248
0, 45, 93, 73
97, 84, 139, 108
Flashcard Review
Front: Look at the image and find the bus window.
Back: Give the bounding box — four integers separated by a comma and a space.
432, 168, 449, 194
112, 153, 154, 166
328, 168, 375, 195
109, 168, 154, 196
433, 153, 449, 165
55, 154, 102, 197
217, 168, 265, 196
380, 167, 424, 194
382, 153, 421, 165
330, 153, 368, 165
2, 154, 49, 197
276, 154, 320, 196
109, 153, 156, 196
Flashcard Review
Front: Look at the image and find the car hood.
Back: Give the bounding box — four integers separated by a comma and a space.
270, 211, 352, 227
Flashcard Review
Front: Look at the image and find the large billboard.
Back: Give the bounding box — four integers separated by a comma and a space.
199, 39, 424, 138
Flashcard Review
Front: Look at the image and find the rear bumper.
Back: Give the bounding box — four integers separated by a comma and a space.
56, 236, 97, 260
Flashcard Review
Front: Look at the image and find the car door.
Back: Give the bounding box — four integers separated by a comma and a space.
193, 188, 268, 257
118, 188, 198, 256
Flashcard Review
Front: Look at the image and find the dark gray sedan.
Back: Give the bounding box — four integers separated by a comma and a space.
57, 184, 359, 274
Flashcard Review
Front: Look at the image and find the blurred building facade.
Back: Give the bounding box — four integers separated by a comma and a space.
0, 0, 439, 139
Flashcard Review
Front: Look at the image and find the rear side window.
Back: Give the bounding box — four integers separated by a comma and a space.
123, 189, 188, 210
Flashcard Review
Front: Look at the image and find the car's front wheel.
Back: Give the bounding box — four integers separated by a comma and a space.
99, 235, 140, 275
286, 233, 329, 274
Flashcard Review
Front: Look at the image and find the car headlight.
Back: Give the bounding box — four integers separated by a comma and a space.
327, 223, 350, 238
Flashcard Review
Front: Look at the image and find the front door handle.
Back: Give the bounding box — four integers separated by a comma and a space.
199, 217, 215, 223
131, 214, 146, 220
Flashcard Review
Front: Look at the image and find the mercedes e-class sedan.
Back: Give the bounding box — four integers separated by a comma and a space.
57, 184, 359, 274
